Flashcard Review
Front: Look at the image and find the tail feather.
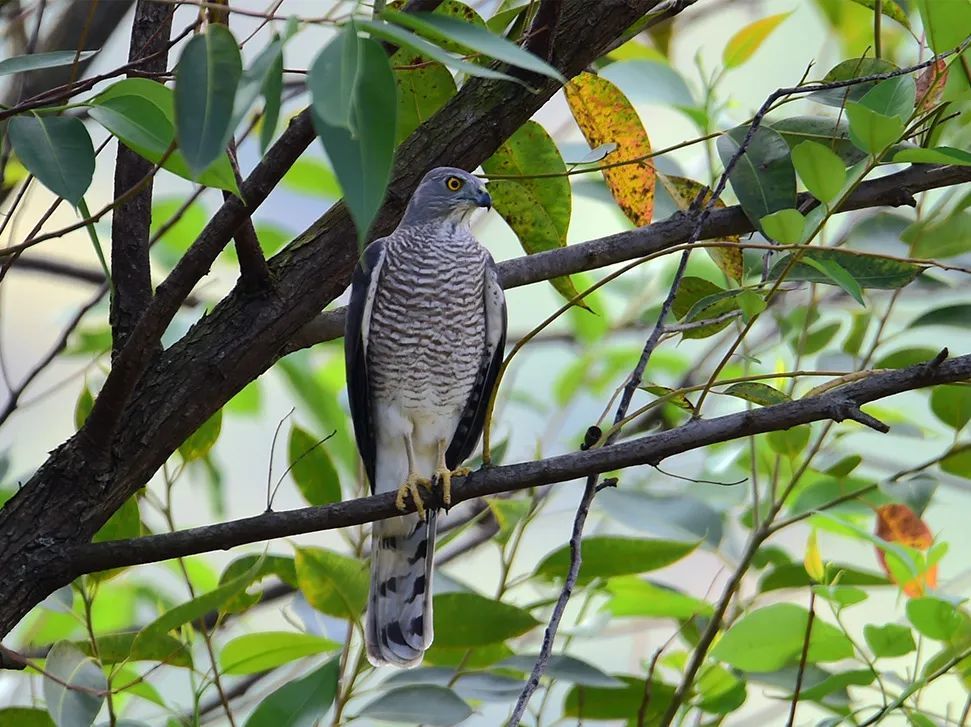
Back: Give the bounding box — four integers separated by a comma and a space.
366, 511, 437, 667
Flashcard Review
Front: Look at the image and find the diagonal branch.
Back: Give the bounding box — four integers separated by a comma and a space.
64, 350, 970, 577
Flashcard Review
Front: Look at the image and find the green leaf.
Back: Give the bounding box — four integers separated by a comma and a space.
179, 409, 222, 461
7, 116, 93, 206
768, 249, 921, 289
42, 641, 107, 727
232, 36, 284, 133
0, 708, 55, 727
0, 49, 98, 76
482, 121, 585, 307
846, 102, 904, 154
793, 668, 874, 702
423, 642, 513, 668
767, 425, 811, 458
76, 631, 190, 667
737, 289, 767, 322
563, 676, 675, 721
604, 576, 714, 618
384, 10, 565, 82
310, 29, 396, 241
930, 385, 971, 431
432, 592, 538, 647
220, 632, 339, 674
941, 445, 971, 480
598, 490, 724, 547
760, 562, 888, 592
808, 57, 898, 107
800, 256, 865, 305
92, 494, 140, 544
358, 685, 472, 727
858, 75, 916, 121
260, 49, 283, 153
486, 497, 531, 546
907, 597, 966, 640
287, 425, 341, 505
499, 654, 622, 687
850, 0, 910, 25
244, 657, 339, 727
721, 382, 790, 406
534, 536, 697, 585
294, 546, 368, 619
717, 124, 796, 230
903, 212, 971, 259
812, 583, 868, 608
722, 13, 790, 69
281, 157, 341, 198
392, 54, 456, 144
915, 0, 971, 54
769, 115, 867, 166
174, 24, 242, 175
74, 385, 93, 431
711, 603, 853, 671
864, 622, 917, 657
791, 140, 846, 204
894, 146, 971, 167
875, 347, 939, 369
760, 208, 806, 244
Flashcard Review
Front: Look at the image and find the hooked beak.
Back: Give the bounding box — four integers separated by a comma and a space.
475, 187, 492, 210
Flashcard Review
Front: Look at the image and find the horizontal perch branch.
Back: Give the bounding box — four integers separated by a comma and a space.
65, 348, 968, 577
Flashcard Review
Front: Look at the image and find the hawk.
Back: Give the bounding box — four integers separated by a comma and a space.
345, 167, 507, 667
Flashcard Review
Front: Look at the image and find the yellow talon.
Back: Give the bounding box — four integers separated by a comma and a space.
432, 466, 469, 508
395, 473, 431, 520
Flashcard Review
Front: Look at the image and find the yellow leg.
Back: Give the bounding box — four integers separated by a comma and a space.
433, 443, 472, 508
395, 434, 431, 520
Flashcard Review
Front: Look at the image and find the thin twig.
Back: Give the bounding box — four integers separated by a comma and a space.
786, 589, 816, 727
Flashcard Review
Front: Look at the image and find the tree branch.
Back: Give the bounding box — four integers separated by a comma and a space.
64, 349, 968, 577
285, 162, 971, 350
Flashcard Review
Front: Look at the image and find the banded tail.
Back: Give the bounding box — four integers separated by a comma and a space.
365, 512, 437, 667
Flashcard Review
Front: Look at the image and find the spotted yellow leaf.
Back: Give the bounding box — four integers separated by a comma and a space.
564, 72, 654, 227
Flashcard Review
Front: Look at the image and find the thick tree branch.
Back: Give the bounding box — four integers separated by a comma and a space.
65, 350, 969, 576
286, 162, 971, 349
109, 0, 174, 354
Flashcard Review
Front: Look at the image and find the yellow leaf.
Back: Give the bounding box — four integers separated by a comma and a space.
656, 172, 742, 281
564, 72, 655, 227
723, 13, 791, 69
805, 529, 824, 582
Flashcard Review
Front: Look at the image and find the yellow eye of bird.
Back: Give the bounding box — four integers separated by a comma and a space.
445, 176, 463, 191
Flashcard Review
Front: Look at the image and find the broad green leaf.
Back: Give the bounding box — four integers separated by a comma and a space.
43, 641, 107, 727
219, 553, 298, 612
864, 622, 916, 657
711, 603, 853, 670
358, 685, 472, 726
858, 75, 916, 121
499, 654, 622, 687
295, 546, 368, 619
915, 0, 971, 54
0, 708, 55, 727
231, 36, 284, 133
261, 48, 284, 153
812, 583, 868, 608
768, 249, 921, 289
737, 289, 767, 322
808, 57, 898, 107
565, 72, 655, 226
76, 631, 190, 667
846, 102, 904, 154
717, 124, 796, 230
903, 212, 971, 259
657, 173, 742, 280
92, 494, 140, 544
0, 49, 98, 76
760, 208, 806, 244
74, 385, 93, 431
287, 425, 341, 505
599, 489, 724, 547
723, 13, 790, 69
8, 116, 94, 206
760, 562, 889, 592
767, 425, 811, 458
792, 668, 874, 702
849, 0, 909, 26
383, 668, 524, 702
384, 10, 565, 82
672, 277, 725, 319
220, 632, 339, 674
800, 256, 866, 305
792, 140, 846, 204
696, 664, 746, 714
423, 642, 513, 668
179, 409, 222, 461
907, 597, 966, 640
941, 445, 971, 479
392, 54, 456, 144
244, 657, 339, 727
432, 592, 537, 647
534, 536, 697, 585
486, 497, 531, 546
769, 116, 867, 166
894, 146, 971, 166
310, 30, 396, 241
721, 382, 790, 406
563, 676, 675, 721
604, 576, 714, 618
930, 385, 971, 431
482, 121, 584, 307
281, 157, 341, 198
174, 24, 242, 175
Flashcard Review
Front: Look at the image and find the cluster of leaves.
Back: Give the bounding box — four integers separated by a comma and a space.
3, 0, 971, 726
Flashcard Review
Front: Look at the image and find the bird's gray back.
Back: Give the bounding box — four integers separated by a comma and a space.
367, 223, 488, 412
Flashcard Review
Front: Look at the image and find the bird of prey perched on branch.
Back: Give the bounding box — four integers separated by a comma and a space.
345, 167, 507, 667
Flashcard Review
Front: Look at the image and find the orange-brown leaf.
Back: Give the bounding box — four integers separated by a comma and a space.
875, 503, 937, 597
564, 72, 655, 227
916, 58, 948, 111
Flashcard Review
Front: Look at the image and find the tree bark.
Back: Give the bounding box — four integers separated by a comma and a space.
0, 0, 661, 638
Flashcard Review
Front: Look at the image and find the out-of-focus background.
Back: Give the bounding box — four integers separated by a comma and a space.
2, 0, 971, 724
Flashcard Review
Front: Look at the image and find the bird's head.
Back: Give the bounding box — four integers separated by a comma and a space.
400, 167, 492, 228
